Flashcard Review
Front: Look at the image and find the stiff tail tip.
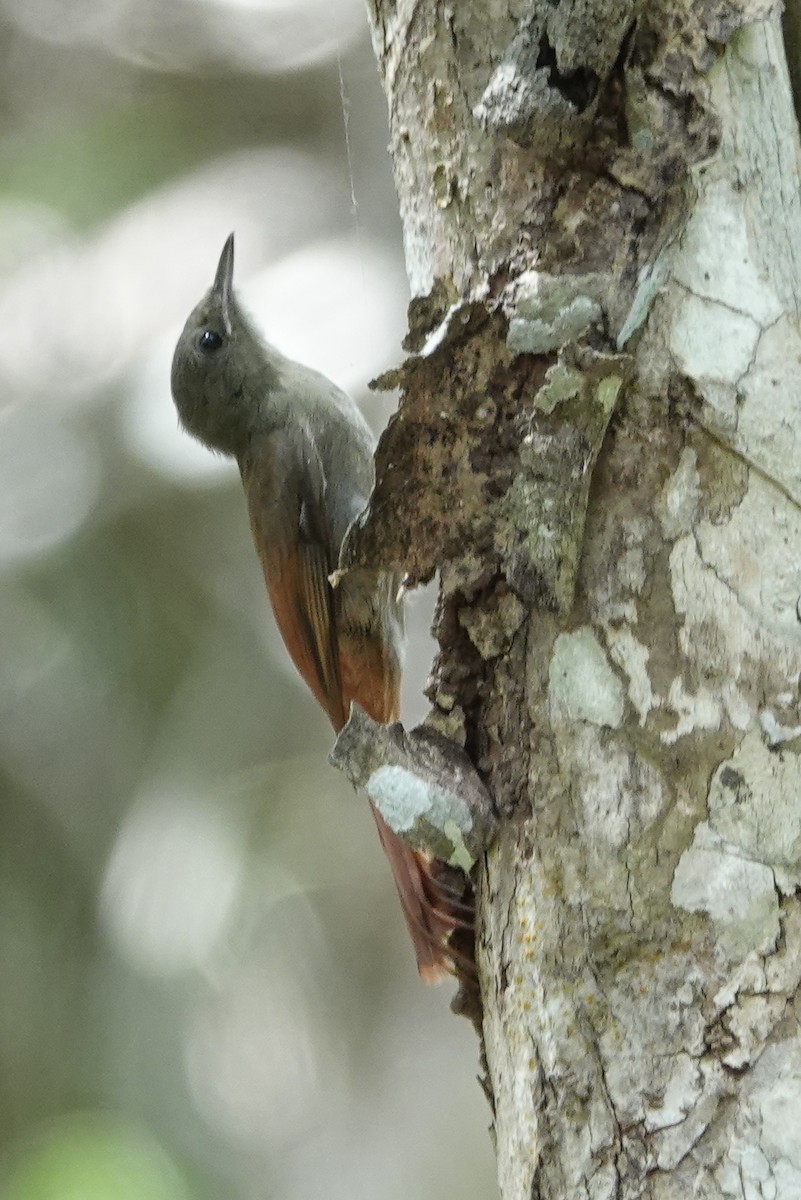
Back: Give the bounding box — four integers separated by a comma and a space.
418, 960, 451, 985
370, 805, 475, 985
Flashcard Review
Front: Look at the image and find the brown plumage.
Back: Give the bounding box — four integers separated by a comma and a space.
171, 234, 470, 980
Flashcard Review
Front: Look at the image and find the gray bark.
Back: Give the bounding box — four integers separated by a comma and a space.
347, 2, 801, 1196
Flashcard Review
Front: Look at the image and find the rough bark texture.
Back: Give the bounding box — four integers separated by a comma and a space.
345, 2, 801, 1197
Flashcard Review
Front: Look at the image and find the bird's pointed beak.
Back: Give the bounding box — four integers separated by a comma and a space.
212, 232, 235, 333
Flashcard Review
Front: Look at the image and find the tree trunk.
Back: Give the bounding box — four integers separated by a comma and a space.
352, 2, 801, 1196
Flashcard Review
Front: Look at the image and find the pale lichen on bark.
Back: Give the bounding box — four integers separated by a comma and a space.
330, 704, 498, 869
353, 1, 801, 1197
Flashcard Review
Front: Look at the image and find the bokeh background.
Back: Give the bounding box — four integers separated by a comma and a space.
0, 2, 497, 1197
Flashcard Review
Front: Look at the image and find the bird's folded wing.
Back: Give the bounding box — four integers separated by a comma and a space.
241, 424, 346, 729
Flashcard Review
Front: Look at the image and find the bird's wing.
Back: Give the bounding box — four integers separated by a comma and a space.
241, 425, 346, 729
242, 427, 471, 982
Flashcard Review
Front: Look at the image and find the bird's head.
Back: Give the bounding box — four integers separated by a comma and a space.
171, 233, 278, 457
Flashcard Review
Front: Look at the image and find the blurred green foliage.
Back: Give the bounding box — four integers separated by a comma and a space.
4, 1115, 192, 1200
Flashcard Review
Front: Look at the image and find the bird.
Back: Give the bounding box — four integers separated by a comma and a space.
170, 234, 469, 981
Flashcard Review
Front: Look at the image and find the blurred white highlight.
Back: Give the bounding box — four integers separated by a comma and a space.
2, 0, 365, 71
186, 962, 325, 1145
100, 790, 244, 975
244, 237, 405, 393
0, 406, 100, 566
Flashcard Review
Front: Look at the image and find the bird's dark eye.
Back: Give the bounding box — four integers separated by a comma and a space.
198, 329, 224, 353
